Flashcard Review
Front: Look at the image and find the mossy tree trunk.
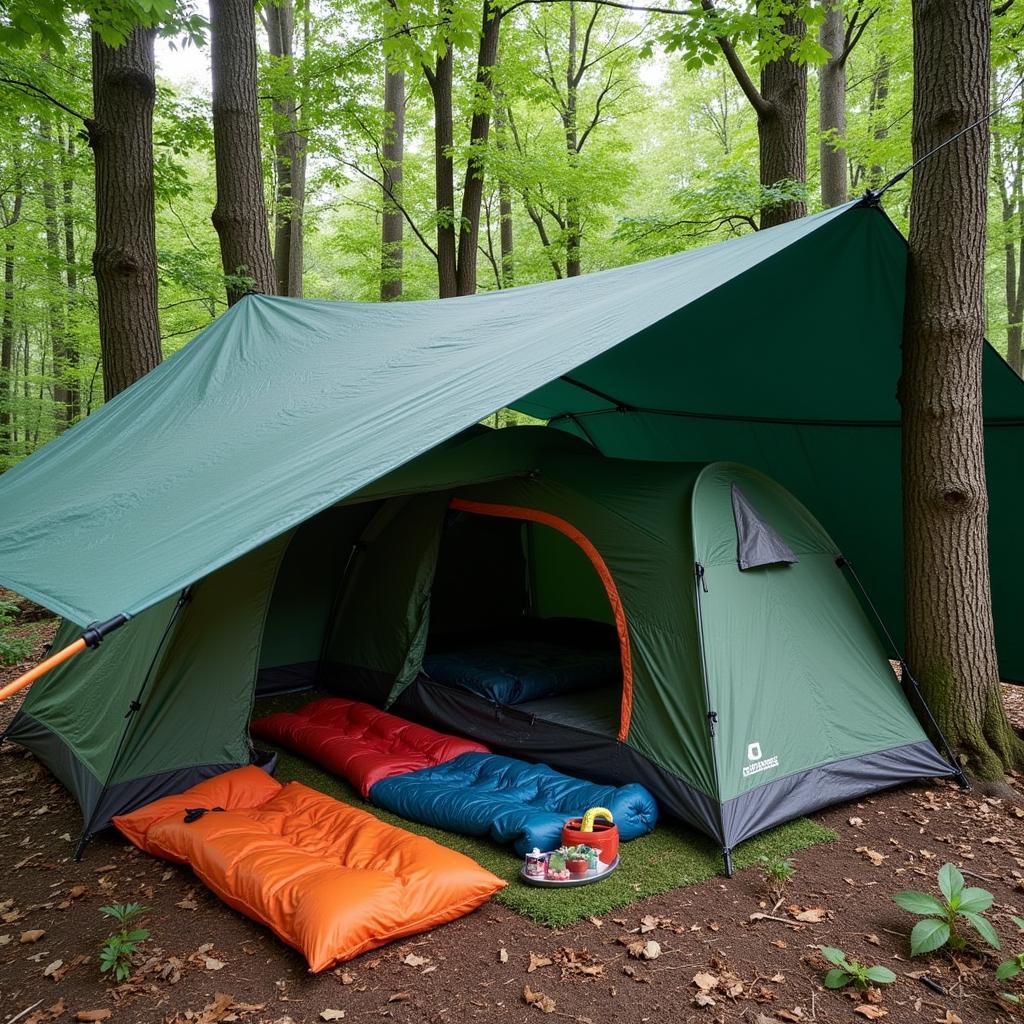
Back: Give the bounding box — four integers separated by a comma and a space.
901, 0, 1024, 779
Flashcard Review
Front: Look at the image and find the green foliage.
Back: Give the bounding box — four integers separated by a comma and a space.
996, 915, 1024, 1005
892, 863, 1001, 956
98, 903, 150, 983
758, 852, 795, 899
819, 946, 896, 991
0, 600, 30, 664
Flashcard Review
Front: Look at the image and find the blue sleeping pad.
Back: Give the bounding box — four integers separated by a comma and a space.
369, 752, 659, 855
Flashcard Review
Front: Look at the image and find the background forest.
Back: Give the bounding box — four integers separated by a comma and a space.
0, 0, 1021, 466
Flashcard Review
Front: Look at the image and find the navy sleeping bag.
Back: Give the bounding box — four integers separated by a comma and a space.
369, 752, 658, 855
422, 639, 620, 704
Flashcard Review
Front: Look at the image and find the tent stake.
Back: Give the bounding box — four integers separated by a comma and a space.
0, 614, 128, 703
835, 556, 970, 790
722, 848, 734, 877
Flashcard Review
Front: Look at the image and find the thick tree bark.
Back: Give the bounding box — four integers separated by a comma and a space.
265, 0, 305, 297
380, 66, 405, 301
425, 49, 458, 298
455, 0, 502, 295
901, 0, 1023, 778
818, 1, 847, 208
88, 27, 162, 401
210, 0, 276, 304
758, 8, 807, 228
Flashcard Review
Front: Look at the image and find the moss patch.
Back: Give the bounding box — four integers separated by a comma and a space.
261, 729, 835, 927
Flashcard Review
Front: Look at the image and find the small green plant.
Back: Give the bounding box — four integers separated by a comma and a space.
892, 862, 1001, 955
996, 916, 1024, 1006
98, 902, 150, 982
819, 946, 897, 990
0, 600, 30, 666
758, 853, 796, 900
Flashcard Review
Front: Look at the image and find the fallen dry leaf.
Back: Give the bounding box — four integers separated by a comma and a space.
693, 971, 719, 992
191, 993, 236, 1024
856, 847, 887, 866
792, 907, 827, 923
693, 992, 716, 1007
933, 1013, 963, 1024
527, 952, 553, 972
204, 956, 226, 971
523, 985, 556, 1014
74, 1011, 112, 1023
854, 1006, 887, 1020
20, 929, 46, 943
319, 1012, 345, 1022
401, 952, 430, 968
43, 958, 63, 978
387, 992, 411, 1004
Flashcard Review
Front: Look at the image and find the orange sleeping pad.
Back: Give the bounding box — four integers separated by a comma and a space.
114, 766, 506, 971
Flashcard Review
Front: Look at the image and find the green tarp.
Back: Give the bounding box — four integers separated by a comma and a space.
0, 198, 1022, 683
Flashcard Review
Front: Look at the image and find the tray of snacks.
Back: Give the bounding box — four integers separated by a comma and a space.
520, 845, 620, 888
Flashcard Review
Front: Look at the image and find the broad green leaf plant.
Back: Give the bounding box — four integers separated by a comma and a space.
996, 916, 1024, 1006
893, 863, 1001, 955
98, 902, 150, 983
819, 946, 896, 991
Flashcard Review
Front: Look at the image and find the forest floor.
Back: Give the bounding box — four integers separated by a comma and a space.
2, 620, 1024, 1024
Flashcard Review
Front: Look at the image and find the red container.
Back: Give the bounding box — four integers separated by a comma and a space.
562, 818, 619, 865
566, 857, 589, 876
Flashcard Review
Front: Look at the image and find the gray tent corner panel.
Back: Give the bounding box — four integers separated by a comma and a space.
2, 709, 104, 818
719, 740, 956, 850
731, 484, 799, 570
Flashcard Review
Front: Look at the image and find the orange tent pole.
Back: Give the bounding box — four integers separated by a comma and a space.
0, 613, 129, 703
0, 638, 87, 701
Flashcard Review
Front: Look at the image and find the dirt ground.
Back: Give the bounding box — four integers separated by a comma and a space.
2, 626, 1024, 1024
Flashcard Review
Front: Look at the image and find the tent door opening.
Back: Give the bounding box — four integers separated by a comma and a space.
421, 501, 627, 740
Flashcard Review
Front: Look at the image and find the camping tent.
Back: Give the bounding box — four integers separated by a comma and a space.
3, 426, 954, 865
0, 196, 1012, 854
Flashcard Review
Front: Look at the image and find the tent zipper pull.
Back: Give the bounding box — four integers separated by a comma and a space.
695, 562, 708, 592
706, 711, 718, 737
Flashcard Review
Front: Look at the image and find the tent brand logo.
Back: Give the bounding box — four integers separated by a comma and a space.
743, 741, 779, 778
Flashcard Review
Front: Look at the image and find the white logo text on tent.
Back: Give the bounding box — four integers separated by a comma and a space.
743, 741, 779, 777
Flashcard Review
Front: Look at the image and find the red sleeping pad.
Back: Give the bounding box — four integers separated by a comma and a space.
251, 697, 489, 797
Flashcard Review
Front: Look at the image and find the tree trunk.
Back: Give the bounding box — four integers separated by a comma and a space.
265, 0, 305, 297
455, 0, 502, 295
426, 49, 458, 298
758, 8, 807, 228
60, 127, 80, 421
495, 104, 514, 287
88, 27, 162, 401
210, 0, 276, 304
380, 65, 405, 301
564, 1, 581, 276
1, 238, 16, 455
41, 118, 72, 431
901, 0, 1023, 778
869, 52, 890, 187
818, 1, 847, 208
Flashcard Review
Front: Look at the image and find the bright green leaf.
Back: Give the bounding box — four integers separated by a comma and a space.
910, 918, 951, 956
